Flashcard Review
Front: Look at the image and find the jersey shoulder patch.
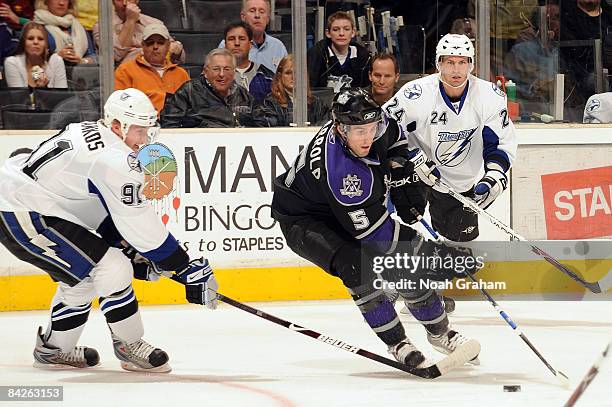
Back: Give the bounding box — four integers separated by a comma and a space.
325, 139, 374, 206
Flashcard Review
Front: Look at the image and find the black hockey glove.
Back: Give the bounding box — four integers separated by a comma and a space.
122, 245, 163, 281
387, 157, 426, 224
410, 236, 480, 282
176, 259, 218, 309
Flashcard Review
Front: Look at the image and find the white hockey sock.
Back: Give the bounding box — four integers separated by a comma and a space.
100, 285, 144, 344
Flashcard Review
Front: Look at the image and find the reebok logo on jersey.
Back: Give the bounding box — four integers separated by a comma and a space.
435, 128, 476, 167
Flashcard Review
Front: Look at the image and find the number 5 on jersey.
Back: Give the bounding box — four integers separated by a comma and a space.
349, 209, 369, 230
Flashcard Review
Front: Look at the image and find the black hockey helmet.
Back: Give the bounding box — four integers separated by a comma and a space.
332, 88, 382, 126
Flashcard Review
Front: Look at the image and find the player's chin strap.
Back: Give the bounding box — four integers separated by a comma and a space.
437, 73, 469, 90
410, 208, 570, 387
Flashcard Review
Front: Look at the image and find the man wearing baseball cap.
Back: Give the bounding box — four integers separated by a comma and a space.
115, 22, 190, 113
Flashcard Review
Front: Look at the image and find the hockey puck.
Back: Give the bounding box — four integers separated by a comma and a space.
503, 385, 521, 392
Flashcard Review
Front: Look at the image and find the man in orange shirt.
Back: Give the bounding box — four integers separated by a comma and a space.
114, 23, 189, 113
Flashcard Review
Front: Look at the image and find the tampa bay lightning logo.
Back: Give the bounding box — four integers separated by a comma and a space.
403, 84, 422, 100
491, 83, 505, 98
587, 99, 601, 112
127, 151, 142, 172
434, 128, 477, 167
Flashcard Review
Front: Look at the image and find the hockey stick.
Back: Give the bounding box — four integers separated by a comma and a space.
432, 179, 612, 294
564, 341, 611, 407
411, 208, 571, 387
169, 274, 479, 379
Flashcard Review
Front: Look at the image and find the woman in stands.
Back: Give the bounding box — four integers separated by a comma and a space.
258, 54, 330, 127
4, 21, 67, 88
33, 0, 95, 65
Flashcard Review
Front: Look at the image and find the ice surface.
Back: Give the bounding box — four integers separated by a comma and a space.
0, 300, 610, 407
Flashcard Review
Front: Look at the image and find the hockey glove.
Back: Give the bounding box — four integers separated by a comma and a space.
122, 245, 162, 282
473, 163, 508, 209
410, 236, 479, 282
387, 157, 426, 224
408, 149, 447, 193
176, 258, 218, 309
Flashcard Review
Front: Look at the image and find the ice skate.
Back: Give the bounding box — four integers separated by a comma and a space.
427, 328, 480, 365
388, 338, 426, 368
33, 326, 99, 369
112, 334, 171, 373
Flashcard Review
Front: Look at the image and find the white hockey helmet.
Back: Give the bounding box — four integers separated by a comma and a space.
103, 88, 158, 140
435, 33, 475, 72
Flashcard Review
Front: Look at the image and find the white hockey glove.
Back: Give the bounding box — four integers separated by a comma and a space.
176, 259, 219, 309
408, 149, 446, 193
473, 163, 508, 209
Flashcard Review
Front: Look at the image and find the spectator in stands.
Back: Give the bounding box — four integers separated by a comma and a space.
307, 11, 371, 91
4, 21, 66, 87
224, 21, 273, 104
560, 0, 612, 121
450, 17, 476, 43
115, 23, 189, 113
0, 1, 34, 31
161, 48, 257, 128
256, 54, 329, 127
366, 53, 399, 106
93, 0, 184, 65
504, 2, 560, 116
33, 0, 96, 65
219, 0, 287, 72
467, 0, 539, 76
1, 21, 18, 66
76, 0, 97, 32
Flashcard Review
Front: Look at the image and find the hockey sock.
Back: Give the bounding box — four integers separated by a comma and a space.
100, 285, 144, 344
349, 283, 406, 346
45, 301, 92, 353
402, 289, 449, 335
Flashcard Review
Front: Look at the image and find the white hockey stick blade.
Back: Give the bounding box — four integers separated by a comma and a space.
597, 269, 612, 293
435, 339, 481, 376
556, 369, 571, 388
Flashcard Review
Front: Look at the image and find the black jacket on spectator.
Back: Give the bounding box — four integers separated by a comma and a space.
255, 93, 330, 127
559, 0, 612, 121
160, 76, 257, 128
307, 38, 371, 89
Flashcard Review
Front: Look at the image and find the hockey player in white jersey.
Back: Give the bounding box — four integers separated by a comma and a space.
383, 34, 517, 328
384, 33, 517, 241
0, 88, 218, 372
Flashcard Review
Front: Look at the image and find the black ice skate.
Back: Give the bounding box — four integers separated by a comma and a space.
112, 333, 171, 373
33, 326, 99, 369
388, 338, 426, 367
427, 328, 480, 365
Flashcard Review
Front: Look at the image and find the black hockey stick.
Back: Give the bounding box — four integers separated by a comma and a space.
412, 209, 570, 387
169, 275, 479, 379
433, 179, 612, 294
564, 341, 611, 407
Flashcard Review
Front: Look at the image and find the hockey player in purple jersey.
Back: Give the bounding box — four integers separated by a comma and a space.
272, 89, 481, 368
